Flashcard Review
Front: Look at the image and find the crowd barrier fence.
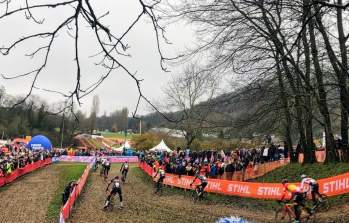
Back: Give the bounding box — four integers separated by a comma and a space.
226, 159, 289, 181
0, 158, 52, 187
139, 162, 349, 200
57, 155, 139, 163
299, 151, 326, 163
59, 160, 93, 223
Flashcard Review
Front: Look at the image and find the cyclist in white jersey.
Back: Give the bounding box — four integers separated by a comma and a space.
103, 159, 111, 177
300, 174, 320, 205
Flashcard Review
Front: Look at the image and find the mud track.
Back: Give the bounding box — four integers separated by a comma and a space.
69, 165, 273, 223
0, 165, 60, 223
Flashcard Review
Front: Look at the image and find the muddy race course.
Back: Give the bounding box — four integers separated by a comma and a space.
0, 165, 60, 223
68, 165, 271, 223
64, 165, 342, 223
0, 164, 348, 223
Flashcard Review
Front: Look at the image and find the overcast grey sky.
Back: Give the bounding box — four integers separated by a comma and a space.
0, 0, 195, 116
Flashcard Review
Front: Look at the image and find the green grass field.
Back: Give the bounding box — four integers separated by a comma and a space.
255, 163, 349, 183
46, 163, 86, 222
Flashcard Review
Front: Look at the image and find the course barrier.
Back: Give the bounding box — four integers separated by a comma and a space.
0, 158, 52, 187
57, 155, 139, 163
59, 160, 93, 223
139, 162, 349, 200
58, 156, 94, 163
227, 159, 289, 181
299, 151, 326, 163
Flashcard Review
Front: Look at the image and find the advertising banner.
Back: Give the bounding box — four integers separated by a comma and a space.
139, 162, 349, 199
58, 156, 94, 163
60, 163, 91, 222
58, 155, 139, 163
0, 158, 52, 187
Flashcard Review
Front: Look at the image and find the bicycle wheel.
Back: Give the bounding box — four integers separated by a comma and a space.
103, 199, 113, 212
317, 194, 330, 212
274, 208, 292, 223
303, 213, 316, 223
191, 190, 198, 203
158, 184, 163, 196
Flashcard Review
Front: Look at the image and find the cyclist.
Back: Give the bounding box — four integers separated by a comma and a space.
103, 158, 111, 178
190, 171, 208, 197
104, 176, 123, 208
280, 179, 311, 223
153, 166, 166, 193
120, 161, 129, 182
96, 156, 101, 169
300, 174, 320, 206
100, 157, 107, 176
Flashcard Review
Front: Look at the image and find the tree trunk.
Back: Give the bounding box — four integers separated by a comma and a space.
301, 0, 315, 163
336, 0, 349, 161
308, 5, 337, 162
259, 5, 308, 159
275, 54, 293, 161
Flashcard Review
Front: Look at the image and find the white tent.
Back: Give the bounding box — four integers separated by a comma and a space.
149, 140, 172, 153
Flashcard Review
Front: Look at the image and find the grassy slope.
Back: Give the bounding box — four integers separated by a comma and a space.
255, 163, 349, 183
255, 163, 349, 206
46, 163, 86, 222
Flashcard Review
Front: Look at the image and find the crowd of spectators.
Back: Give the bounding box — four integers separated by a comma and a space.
140, 144, 288, 181
0, 143, 52, 177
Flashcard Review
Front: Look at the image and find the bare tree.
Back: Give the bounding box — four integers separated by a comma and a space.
165, 0, 349, 162
164, 64, 219, 148
0, 0, 173, 118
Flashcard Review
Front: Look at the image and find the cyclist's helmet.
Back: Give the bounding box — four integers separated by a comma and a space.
281, 178, 288, 184
115, 176, 119, 179
301, 174, 307, 179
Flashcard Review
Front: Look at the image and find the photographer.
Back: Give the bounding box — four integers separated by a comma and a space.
62, 181, 78, 205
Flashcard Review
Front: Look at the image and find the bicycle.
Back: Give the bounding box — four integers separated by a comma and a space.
92, 161, 99, 172
103, 165, 110, 181
154, 178, 164, 195
275, 200, 316, 223
103, 194, 115, 212
121, 170, 127, 183
103, 192, 123, 211
311, 193, 329, 212
191, 184, 206, 203
100, 165, 105, 176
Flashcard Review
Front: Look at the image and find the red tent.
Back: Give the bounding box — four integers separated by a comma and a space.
12, 138, 28, 144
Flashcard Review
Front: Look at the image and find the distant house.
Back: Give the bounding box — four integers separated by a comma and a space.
149, 127, 185, 138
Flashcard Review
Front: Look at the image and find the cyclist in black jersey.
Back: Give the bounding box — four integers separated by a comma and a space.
120, 161, 129, 182
190, 172, 208, 197
104, 176, 123, 208
100, 157, 107, 176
